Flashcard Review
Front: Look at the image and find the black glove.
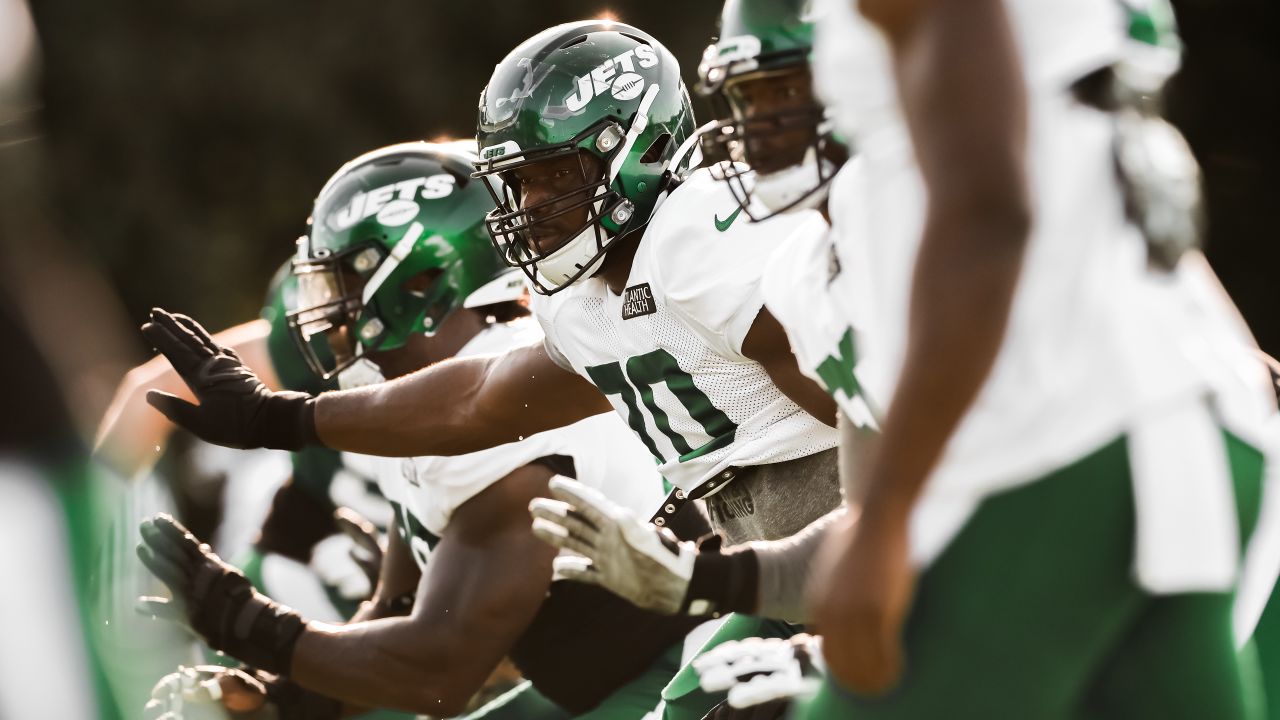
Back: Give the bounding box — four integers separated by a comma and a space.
142, 307, 318, 450
137, 513, 306, 676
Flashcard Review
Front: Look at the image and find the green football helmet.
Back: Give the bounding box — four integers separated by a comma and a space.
473, 20, 697, 295
288, 141, 521, 380
697, 0, 841, 221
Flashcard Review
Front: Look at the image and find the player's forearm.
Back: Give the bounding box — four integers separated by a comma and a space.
861, 0, 1031, 519
291, 617, 484, 716
314, 354, 500, 457
314, 343, 605, 457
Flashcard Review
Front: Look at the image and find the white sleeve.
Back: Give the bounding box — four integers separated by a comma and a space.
528, 290, 574, 371
409, 431, 565, 537
760, 213, 832, 348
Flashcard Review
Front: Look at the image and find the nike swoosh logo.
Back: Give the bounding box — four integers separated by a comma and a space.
714, 206, 743, 232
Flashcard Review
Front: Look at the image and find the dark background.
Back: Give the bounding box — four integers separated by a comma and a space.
24, 1, 720, 341
18, 0, 1280, 363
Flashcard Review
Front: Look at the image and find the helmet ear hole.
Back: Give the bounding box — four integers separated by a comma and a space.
403, 268, 444, 299
640, 133, 672, 165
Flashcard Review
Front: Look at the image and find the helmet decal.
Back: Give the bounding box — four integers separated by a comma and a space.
564, 45, 659, 112
327, 174, 457, 232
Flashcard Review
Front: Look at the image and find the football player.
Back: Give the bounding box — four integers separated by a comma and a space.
138, 140, 714, 719
793, 0, 1279, 717
523, 6, 859, 717
0, 3, 193, 712
140, 20, 846, 720
527, 0, 859, 628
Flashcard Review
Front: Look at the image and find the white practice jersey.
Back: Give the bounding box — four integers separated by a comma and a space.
530, 168, 839, 496
373, 317, 665, 570
811, 0, 1279, 591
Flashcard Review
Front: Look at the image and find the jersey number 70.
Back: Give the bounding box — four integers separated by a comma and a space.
586, 348, 737, 465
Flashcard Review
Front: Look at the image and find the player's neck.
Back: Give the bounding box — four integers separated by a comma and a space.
599, 229, 644, 295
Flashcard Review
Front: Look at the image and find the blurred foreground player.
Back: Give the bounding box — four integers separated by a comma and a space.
0, 293, 122, 719
795, 0, 1279, 717
0, 0, 186, 712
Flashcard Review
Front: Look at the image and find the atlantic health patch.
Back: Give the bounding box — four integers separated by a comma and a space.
621, 283, 657, 320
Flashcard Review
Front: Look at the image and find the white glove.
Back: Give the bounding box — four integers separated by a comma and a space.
694, 635, 824, 709
144, 665, 274, 720
309, 533, 373, 602
529, 477, 696, 613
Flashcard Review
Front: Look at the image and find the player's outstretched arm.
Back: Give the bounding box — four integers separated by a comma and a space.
289, 464, 559, 715
140, 307, 611, 456
313, 338, 611, 457
532, 476, 848, 623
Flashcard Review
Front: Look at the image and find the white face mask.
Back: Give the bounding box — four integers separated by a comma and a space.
751, 146, 834, 214
531, 223, 610, 290
337, 357, 386, 390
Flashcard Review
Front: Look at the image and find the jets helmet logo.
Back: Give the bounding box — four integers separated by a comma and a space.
564, 45, 658, 113
328, 174, 457, 231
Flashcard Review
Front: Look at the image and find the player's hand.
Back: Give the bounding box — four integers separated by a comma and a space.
143, 665, 341, 720
529, 477, 695, 614
695, 634, 823, 718
144, 665, 272, 719
142, 308, 317, 450
809, 509, 913, 695
136, 513, 306, 676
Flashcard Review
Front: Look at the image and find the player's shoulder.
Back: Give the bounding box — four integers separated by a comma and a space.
645, 168, 808, 283
644, 167, 739, 256
762, 212, 833, 305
